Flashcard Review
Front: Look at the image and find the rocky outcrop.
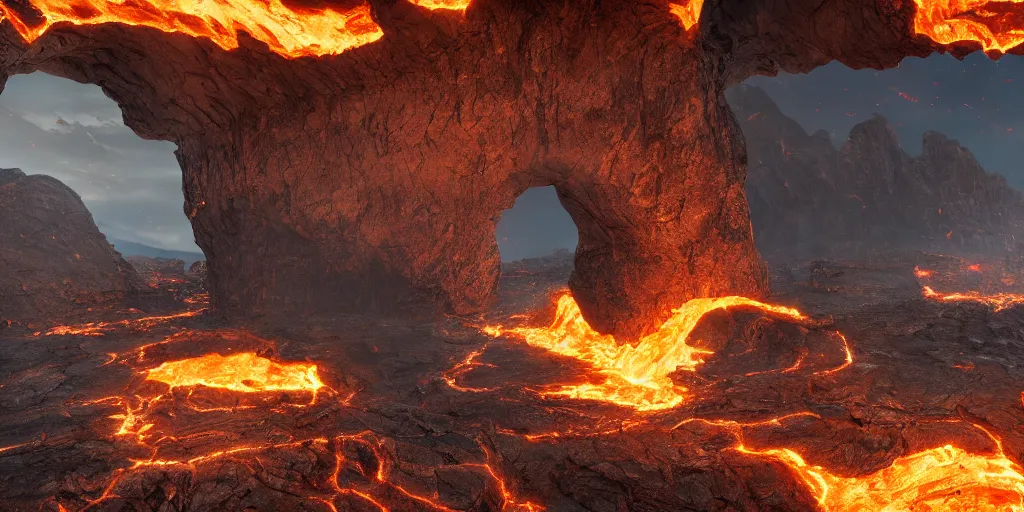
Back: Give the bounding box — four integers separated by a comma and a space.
0, 0, 1010, 339
731, 85, 1024, 260
0, 168, 143, 322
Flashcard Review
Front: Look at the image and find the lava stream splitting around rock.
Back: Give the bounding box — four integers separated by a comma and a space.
483, 292, 809, 411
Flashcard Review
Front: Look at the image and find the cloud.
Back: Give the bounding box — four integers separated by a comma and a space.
0, 72, 199, 252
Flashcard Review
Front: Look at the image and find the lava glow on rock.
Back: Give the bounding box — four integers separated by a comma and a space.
146, 352, 324, 394
913, 0, 1024, 52
0, 0, 383, 58
737, 443, 1024, 511
484, 292, 807, 411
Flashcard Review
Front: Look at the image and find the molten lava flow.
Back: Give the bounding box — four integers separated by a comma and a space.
736, 443, 1024, 511
484, 292, 807, 411
410, 0, 471, 10
0, 0, 383, 58
913, 0, 1024, 52
669, 0, 704, 30
146, 352, 323, 394
922, 285, 1024, 311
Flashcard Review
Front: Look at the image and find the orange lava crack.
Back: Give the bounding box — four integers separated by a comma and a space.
146, 352, 324, 394
55, 344, 542, 512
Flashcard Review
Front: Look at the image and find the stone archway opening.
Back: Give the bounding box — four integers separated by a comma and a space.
496, 186, 578, 263
0, 71, 202, 263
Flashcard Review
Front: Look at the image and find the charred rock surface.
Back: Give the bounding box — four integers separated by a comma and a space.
0, 168, 143, 324
1, 251, 1023, 510
732, 85, 1024, 261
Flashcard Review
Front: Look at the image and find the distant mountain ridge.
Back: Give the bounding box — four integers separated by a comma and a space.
110, 238, 204, 266
730, 84, 1024, 260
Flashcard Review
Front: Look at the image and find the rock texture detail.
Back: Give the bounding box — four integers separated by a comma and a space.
0, 168, 142, 322
732, 85, 1024, 260
0, 0, 1011, 338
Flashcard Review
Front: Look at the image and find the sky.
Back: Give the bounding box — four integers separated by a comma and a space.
2, 52, 1023, 259
0, 73, 197, 252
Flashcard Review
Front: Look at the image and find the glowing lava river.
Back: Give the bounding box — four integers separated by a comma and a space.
2, 252, 1024, 510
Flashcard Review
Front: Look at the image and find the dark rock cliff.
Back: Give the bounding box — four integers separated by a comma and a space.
0, 168, 143, 322
731, 85, 1024, 261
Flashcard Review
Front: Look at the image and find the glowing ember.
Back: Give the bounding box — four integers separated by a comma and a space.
736, 443, 1024, 511
913, 0, 1024, 52
484, 292, 807, 411
0, 0, 383, 58
914, 266, 934, 278
922, 285, 1024, 311
669, 0, 704, 31
410, 0, 471, 10
146, 352, 323, 394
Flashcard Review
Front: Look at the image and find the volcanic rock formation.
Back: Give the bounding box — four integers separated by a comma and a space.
732, 85, 1024, 261
0, 168, 142, 323
0, 0, 1018, 339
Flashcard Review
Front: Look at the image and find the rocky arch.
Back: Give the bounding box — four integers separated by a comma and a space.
0, 0, 1015, 339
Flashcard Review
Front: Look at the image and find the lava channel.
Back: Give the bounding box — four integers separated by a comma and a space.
669, 0, 704, 30
483, 292, 811, 411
